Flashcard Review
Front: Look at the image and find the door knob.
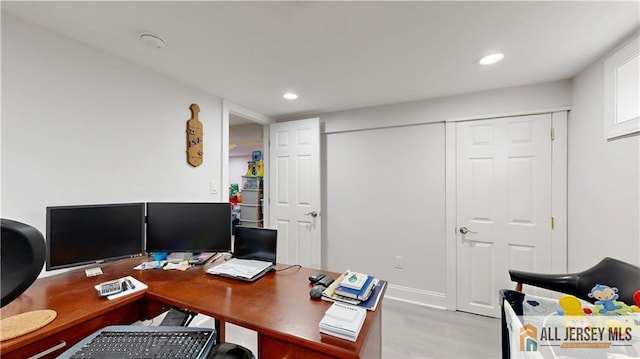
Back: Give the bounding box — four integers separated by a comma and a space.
459, 226, 477, 235
305, 211, 318, 218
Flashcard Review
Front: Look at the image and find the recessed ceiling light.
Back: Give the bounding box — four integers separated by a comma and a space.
283, 93, 298, 100
139, 33, 166, 49
478, 53, 505, 66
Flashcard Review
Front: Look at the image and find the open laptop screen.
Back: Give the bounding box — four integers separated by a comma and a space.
233, 227, 277, 264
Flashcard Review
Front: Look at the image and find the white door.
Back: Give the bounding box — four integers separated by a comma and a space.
269, 118, 321, 268
456, 114, 553, 317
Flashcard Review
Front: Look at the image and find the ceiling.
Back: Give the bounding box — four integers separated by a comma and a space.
2, 1, 638, 120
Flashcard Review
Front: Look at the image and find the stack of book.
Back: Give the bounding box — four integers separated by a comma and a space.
334, 271, 375, 300
321, 270, 386, 311
319, 302, 366, 342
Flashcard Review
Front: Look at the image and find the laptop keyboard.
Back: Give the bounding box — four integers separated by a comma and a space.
68, 329, 214, 358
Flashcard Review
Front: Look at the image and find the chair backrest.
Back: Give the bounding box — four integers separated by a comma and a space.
1, 218, 46, 307
509, 257, 640, 305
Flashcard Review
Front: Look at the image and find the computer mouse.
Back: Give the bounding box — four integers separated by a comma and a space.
309, 284, 325, 299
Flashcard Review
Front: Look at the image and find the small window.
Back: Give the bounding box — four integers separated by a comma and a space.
604, 37, 639, 140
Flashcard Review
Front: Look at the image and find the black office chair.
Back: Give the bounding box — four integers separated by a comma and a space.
1, 218, 46, 307
509, 257, 640, 305
208, 342, 255, 359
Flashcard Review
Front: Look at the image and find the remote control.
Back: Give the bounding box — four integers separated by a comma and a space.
98, 280, 123, 297
308, 272, 326, 284
316, 275, 334, 288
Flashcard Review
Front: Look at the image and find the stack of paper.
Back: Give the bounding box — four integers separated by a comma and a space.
319, 302, 366, 342
205, 258, 272, 279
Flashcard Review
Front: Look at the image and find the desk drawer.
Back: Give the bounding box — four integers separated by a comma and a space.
141, 297, 173, 320
259, 335, 336, 359
2, 302, 141, 359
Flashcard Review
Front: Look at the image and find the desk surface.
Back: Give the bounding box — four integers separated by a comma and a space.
0, 257, 384, 359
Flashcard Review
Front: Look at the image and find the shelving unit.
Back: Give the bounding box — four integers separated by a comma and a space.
239, 176, 263, 227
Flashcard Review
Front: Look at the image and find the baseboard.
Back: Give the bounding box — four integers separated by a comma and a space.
384, 283, 449, 310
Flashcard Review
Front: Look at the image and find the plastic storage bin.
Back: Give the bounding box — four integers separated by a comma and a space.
240, 204, 262, 221
242, 176, 263, 190
242, 189, 263, 204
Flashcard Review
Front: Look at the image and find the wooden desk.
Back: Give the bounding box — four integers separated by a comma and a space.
0, 257, 384, 359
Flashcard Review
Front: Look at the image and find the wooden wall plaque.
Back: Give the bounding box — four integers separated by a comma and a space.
186, 103, 203, 167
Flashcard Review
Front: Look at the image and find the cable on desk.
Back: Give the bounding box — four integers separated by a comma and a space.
274, 264, 301, 272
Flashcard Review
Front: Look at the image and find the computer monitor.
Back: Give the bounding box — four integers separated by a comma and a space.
145, 202, 232, 254
46, 203, 145, 271
233, 226, 277, 264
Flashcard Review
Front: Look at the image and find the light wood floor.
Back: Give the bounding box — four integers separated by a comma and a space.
225, 298, 502, 358
381, 299, 501, 358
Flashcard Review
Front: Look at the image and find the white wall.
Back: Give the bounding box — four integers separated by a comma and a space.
325, 123, 446, 303
320, 80, 572, 307
229, 155, 251, 190
568, 30, 640, 270
321, 80, 572, 133
1, 14, 225, 274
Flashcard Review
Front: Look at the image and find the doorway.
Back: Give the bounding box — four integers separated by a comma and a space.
221, 100, 271, 226
229, 114, 265, 225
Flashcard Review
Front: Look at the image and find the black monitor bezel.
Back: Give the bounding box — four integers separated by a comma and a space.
145, 202, 232, 254
233, 226, 277, 264
45, 202, 146, 271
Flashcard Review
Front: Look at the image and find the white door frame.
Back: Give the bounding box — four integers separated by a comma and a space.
221, 100, 272, 222
444, 109, 568, 310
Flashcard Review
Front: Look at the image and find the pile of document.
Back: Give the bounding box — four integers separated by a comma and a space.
321, 270, 386, 311
205, 258, 271, 279
319, 302, 366, 342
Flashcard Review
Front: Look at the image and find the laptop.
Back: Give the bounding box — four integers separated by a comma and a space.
206, 227, 277, 281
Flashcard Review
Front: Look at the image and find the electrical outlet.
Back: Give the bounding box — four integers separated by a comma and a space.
394, 255, 404, 269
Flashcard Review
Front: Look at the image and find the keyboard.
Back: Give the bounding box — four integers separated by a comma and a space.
57, 326, 216, 359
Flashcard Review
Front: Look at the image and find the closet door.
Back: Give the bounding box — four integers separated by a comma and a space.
456, 114, 553, 317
